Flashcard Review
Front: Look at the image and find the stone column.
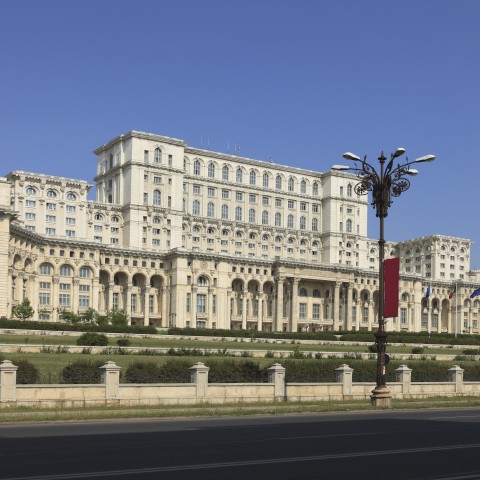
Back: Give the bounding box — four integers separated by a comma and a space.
448, 365, 464, 394
52, 277, 60, 321
333, 281, 341, 330
242, 290, 247, 329
92, 277, 100, 313
161, 286, 168, 328
143, 287, 150, 326
335, 364, 353, 397
0, 360, 18, 402
126, 283, 133, 325
275, 276, 284, 332
208, 288, 214, 329
32, 275, 39, 318
72, 279, 79, 312
108, 282, 115, 311
267, 363, 286, 400
257, 294, 263, 332
189, 362, 209, 400
395, 364, 412, 395
346, 284, 353, 331
99, 361, 121, 400
291, 279, 299, 332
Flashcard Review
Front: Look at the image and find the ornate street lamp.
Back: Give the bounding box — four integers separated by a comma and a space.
332, 149, 435, 406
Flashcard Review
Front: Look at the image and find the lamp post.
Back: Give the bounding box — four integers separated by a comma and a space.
332, 149, 435, 407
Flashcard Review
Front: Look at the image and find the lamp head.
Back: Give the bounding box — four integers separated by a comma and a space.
404, 168, 418, 176
331, 165, 351, 171
342, 152, 361, 161
393, 147, 406, 159
415, 154, 436, 163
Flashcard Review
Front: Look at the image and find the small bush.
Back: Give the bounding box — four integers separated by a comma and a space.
77, 332, 109, 346
16, 360, 39, 384
411, 347, 424, 354
117, 338, 131, 347
125, 360, 191, 383
62, 360, 103, 384
463, 349, 480, 356
367, 344, 377, 353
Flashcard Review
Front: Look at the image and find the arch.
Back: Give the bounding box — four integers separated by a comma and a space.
46, 189, 58, 198
39, 262, 54, 275
59, 264, 73, 276
312, 182, 319, 196
207, 202, 215, 217
222, 164, 230, 181
221, 204, 229, 220
79, 266, 92, 279
153, 190, 161, 206
26, 186, 37, 195
235, 206, 243, 221
300, 179, 307, 194
132, 273, 147, 288
249, 169, 257, 186
236, 167, 244, 183
113, 271, 129, 286
154, 147, 162, 164
262, 210, 269, 225
197, 275, 209, 287
248, 280, 260, 294
232, 278, 244, 292
313, 289, 321, 298
207, 162, 216, 178
275, 212, 282, 227
299, 287, 307, 297
66, 192, 77, 201
193, 159, 202, 175
288, 177, 295, 192
262, 172, 270, 188
275, 174, 283, 190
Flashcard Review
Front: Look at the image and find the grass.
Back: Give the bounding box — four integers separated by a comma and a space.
2, 397, 480, 423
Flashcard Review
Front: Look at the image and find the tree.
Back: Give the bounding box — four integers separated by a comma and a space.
12, 298, 34, 320
80, 308, 98, 324
106, 309, 129, 327
59, 310, 80, 324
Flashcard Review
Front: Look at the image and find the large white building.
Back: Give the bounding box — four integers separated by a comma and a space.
1, 130, 479, 333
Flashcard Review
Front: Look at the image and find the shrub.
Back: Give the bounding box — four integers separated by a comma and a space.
77, 332, 109, 346
16, 360, 39, 384
62, 360, 103, 384
125, 360, 191, 383
117, 338, 131, 347
411, 347, 424, 354
367, 344, 376, 353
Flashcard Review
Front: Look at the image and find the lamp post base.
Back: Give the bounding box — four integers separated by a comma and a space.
371, 386, 392, 408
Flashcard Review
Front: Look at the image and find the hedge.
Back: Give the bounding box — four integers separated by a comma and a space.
0, 318, 157, 335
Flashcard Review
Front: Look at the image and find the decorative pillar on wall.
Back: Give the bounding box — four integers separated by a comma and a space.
291, 278, 299, 332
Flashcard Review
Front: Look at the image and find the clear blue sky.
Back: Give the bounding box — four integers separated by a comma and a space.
2, 0, 479, 267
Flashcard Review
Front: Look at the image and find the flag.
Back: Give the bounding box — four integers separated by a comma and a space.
449, 285, 456, 299
470, 287, 480, 299
425, 285, 431, 299
384, 258, 399, 318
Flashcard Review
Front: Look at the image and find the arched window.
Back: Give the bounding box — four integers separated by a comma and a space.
153, 216, 161, 224
275, 212, 281, 227
39, 263, 52, 275
249, 232, 257, 240
275, 236, 282, 243
313, 289, 321, 297
346, 219, 352, 233
46, 190, 57, 198
183, 158, 187, 171
60, 265, 72, 276
208, 163, 215, 178
66, 192, 76, 201
153, 190, 161, 206
288, 178, 295, 192
79, 267, 91, 278
249, 170, 256, 185
276, 175, 282, 189
222, 165, 229, 181
197, 276, 208, 286
193, 225, 201, 233
262, 211, 269, 225
262, 234, 269, 241
300, 216, 306, 230
287, 214, 294, 228
236, 168, 243, 183
207, 202, 215, 217
312, 218, 318, 231
221, 204, 229, 220
312, 182, 319, 195
154, 148, 162, 164
192, 200, 200, 215
300, 180, 306, 194
249, 208, 256, 223
299, 287, 307, 297
235, 206, 243, 221
263, 172, 269, 188
193, 160, 201, 175
94, 213, 103, 221
26, 186, 37, 195
236, 230, 243, 238
300, 239, 307, 246
111, 215, 120, 223
347, 184, 353, 197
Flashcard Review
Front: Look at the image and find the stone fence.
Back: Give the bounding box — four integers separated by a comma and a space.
0, 360, 477, 408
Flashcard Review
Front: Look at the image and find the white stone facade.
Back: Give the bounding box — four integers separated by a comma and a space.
2, 131, 480, 333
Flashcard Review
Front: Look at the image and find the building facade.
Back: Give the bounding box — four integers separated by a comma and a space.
2, 130, 480, 333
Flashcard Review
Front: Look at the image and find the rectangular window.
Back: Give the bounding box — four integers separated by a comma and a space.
59, 283, 70, 291
39, 282, 51, 289
300, 202, 307, 211
208, 187, 216, 196
66, 230, 75, 237
94, 236, 102, 242
79, 284, 90, 292
131, 294, 137, 313
299, 303, 307, 319
59, 294, 70, 307
154, 176, 162, 184
149, 295, 154, 314
112, 293, 119, 311
79, 295, 90, 308
212, 295, 216, 314
249, 194, 256, 203
222, 189, 230, 199
110, 238, 119, 244
193, 185, 201, 194
262, 196, 270, 206
26, 200, 36, 207
46, 215, 56, 222
39, 292, 50, 305
26, 213, 36, 220
186, 293, 191, 313
236, 192, 243, 201
66, 205, 76, 212
288, 200, 294, 209
275, 198, 282, 207
46, 203, 56, 210
66, 217, 75, 225
312, 304, 320, 319
312, 204, 319, 213
400, 307, 407, 325
46, 227, 56, 235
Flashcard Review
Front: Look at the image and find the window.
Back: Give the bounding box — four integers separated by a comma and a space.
193, 185, 201, 194
26, 213, 36, 220
222, 189, 229, 199
143, 193, 148, 205
154, 148, 162, 164
26, 186, 36, 195
347, 184, 353, 197
262, 211, 269, 225
39, 292, 50, 305
79, 295, 90, 308
236, 192, 243, 201
192, 200, 200, 215
66, 230, 75, 237
208, 163, 215, 178
300, 180, 306, 194
313, 304, 320, 319
208, 187, 215, 197
249, 209, 256, 223
26, 200, 36, 207
263, 173, 269, 188
249, 170, 256, 185
288, 200, 295, 209
46, 190, 57, 198
153, 190, 161, 206
262, 196, 270, 206
275, 198, 282, 208
197, 293, 206, 313
66, 217, 75, 225
39, 264, 52, 275
46, 203, 56, 211
60, 265, 72, 276
193, 160, 201, 175
299, 216, 306, 229
287, 214, 294, 228
300, 202, 307, 211
288, 178, 295, 192
249, 194, 256, 203
79, 267, 90, 278
46, 215, 56, 223
276, 175, 282, 189
275, 212, 282, 226
235, 206, 242, 221
312, 218, 318, 231
221, 204, 229, 220
236, 168, 243, 183
66, 205, 76, 213
66, 192, 76, 201
346, 219, 353, 233
46, 227, 56, 235
312, 182, 319, 195
222, 165, 229, 181
59, 294, 70, 307
207, 202, 215, 217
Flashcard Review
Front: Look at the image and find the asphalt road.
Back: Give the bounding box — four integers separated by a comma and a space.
2, 408, 480, 480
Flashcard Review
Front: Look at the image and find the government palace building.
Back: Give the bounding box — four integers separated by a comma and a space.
1, 130, 479, 334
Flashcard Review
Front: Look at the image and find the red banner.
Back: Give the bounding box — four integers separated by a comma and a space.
384, 257, 399, 318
